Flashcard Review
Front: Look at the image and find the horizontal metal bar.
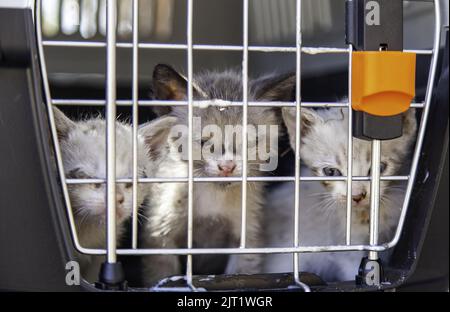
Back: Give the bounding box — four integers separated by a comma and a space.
405, 49, 433, 55
65, 175, 409, 184
52, 99, 350, 107
52, 99, 425, 109
40, 40, 306, 52
52, 99, 188, 106
43, 41, 107, 48
75, 243, 390, 256
41, 41, 435, 55
131, 43, 187, 49
299, 102, 348, 108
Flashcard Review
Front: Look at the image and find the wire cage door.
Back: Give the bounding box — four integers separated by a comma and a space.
35, 0, 442, 291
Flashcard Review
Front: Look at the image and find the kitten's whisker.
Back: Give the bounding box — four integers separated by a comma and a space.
137, 212, 150, 223
79, 211, 91, 226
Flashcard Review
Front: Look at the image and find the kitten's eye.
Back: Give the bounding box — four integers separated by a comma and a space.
201, 138, 219, 154
323, 167, 342, 176
67, 168, 89, 179
368, 162, 388, 175
125, 183, 133, 189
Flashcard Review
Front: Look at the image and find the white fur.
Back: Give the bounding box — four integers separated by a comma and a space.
263, 108, 417, 281
54, 109, 153, 282
140, 109, 276, 286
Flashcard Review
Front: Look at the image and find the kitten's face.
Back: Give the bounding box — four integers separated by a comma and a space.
174, 106, 280, 186
54, 110, 149, 226
150, 65, 293, 189
283, 108, 417, 213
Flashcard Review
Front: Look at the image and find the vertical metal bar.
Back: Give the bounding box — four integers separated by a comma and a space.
131, 0, 139, 249
369, 140, 381, 260
293, 0, 301, 283
240, 0, 249, 248
346, 43, 353, 245
293, 0, 310, 292
37, 0, 88, 254
186, 0, 195, 289
106, 0, 118, 264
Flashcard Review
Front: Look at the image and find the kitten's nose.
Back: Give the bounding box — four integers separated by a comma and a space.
218, 161, 236, 176
116, 193, 124, 205
352, 191, 367, 203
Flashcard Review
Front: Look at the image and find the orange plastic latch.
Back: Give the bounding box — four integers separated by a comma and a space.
351, 51, 416, 117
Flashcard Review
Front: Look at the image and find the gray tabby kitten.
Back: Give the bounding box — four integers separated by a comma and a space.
53, 107, 155, 282
141, 65, 294, 286
263, 107, 417, 281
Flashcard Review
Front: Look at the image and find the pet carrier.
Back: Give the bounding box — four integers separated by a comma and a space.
0, 0, 448, 292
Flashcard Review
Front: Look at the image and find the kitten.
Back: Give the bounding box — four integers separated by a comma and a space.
263, 107, 417, 281
53, 107, 153, 282
141, 65, 294, 286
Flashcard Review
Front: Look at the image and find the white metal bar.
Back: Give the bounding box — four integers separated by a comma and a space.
369, 140, 381, 260
40, 40, 435, 56
186, 0, 195, 290
131, 0, 139, 249
293, 0, 302, 287
105, 0, 118, 264
240, 0, 249, 248
410, 102, 426, 108
387, 0, 442, 249
65, 175, 410, 185
51, 99, 425, 108
53, 99, 189, 106
346, 44, 353, 245
77, 243, 392, 256
404, 49, 433, 55
36, 0, 94, 256
293, 0, 310, 293
43, 40, 107, 47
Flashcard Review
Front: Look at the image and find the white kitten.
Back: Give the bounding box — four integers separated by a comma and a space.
263, 107, 417, 281
54, 108, 152, 282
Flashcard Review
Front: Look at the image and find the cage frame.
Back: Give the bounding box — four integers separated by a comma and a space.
32, 0, 443, 291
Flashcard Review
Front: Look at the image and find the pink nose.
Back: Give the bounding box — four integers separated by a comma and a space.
352, 191, 367, 203
218, 162, 236, 176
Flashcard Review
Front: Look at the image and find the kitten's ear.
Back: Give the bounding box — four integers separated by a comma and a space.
282, 107, 323, 148
402, 108, 417, 138
151, 64, 206, 116
151, 64, 188, 116
255, 73, 296, 101
152, 64, 188, 101
53, 107, 76, 140
139, 116, 178, 158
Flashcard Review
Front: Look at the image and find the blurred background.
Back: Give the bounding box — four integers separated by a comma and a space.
41, 0, 446, 107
